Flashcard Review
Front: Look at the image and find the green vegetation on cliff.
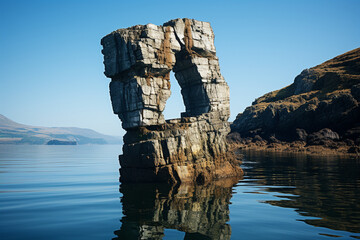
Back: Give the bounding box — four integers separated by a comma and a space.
230, 48, 360, 154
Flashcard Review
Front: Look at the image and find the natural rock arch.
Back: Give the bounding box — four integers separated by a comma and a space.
101, 18, 242, 183
101, 18, 229, 129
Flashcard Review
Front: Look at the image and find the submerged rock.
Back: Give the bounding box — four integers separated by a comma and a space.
101, 18, 242, 183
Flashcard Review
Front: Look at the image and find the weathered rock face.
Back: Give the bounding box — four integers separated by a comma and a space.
101, 18, 241, 183
101, 18, 229, 129
230, 48, 360, 154
120, 115, 242, 183
113, 179, 239, 239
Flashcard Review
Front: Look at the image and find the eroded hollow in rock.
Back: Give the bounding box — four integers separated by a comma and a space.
162, 71, 184, 120
101, 18, 242, 183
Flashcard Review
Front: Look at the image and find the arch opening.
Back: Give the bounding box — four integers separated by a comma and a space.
162, 71, 185, 120
102, 18, 230, 129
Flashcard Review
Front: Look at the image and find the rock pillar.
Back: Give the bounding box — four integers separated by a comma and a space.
101, 18, 242, 183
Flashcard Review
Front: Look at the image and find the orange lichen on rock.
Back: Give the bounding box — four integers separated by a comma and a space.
157, 26, 173, 68
184, 19, 194, 54
101, 19, 239, 183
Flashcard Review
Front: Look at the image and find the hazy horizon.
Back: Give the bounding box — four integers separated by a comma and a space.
1, 0, 359, 136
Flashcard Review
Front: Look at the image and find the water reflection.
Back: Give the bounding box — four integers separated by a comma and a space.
113, 152, 360, 239
113, 178, 240, 240
242, 151, 360, 234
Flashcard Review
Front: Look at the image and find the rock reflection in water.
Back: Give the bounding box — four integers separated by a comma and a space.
113, 178, 240, 240
243, 151, 360, 234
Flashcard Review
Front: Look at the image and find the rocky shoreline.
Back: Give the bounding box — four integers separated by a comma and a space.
230, 48, 360, 157
227, 131, 359, 157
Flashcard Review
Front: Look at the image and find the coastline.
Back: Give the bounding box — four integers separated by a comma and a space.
227, 137, 360, 158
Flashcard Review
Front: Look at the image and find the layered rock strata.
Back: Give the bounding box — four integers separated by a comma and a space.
101, 18, 242, 182
120, 115, 242, 183
230, 48, 360, 155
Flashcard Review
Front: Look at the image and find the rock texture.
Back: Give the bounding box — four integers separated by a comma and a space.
230, 48, 360, 155
101, 18, 242, 183
120, 115, 242, 183
113, 178, 239, 239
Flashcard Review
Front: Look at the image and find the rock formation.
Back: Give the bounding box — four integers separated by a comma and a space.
230, 48, 360, 154
113, 178, 239, 239
101, 18, 242, 183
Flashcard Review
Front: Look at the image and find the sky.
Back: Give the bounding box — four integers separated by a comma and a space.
0, 0, 359, 136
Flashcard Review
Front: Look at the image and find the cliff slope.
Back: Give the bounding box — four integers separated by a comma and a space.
230, 48, 360, 154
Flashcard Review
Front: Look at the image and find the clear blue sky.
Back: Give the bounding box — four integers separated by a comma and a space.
1, 0, 359, 136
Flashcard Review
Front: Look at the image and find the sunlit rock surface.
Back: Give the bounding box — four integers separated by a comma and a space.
230, 48, 360, 154
101, 18, 242, 183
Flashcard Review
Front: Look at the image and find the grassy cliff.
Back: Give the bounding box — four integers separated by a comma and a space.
230, 48, 360, 154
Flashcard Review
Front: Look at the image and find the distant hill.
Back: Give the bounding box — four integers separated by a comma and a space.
0, 114, 122, 145
230, 48, 360, 154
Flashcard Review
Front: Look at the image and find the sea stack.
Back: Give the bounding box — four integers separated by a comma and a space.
101, 18, 242, 183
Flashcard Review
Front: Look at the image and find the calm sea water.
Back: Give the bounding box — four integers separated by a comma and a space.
0, 145, 359, 240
